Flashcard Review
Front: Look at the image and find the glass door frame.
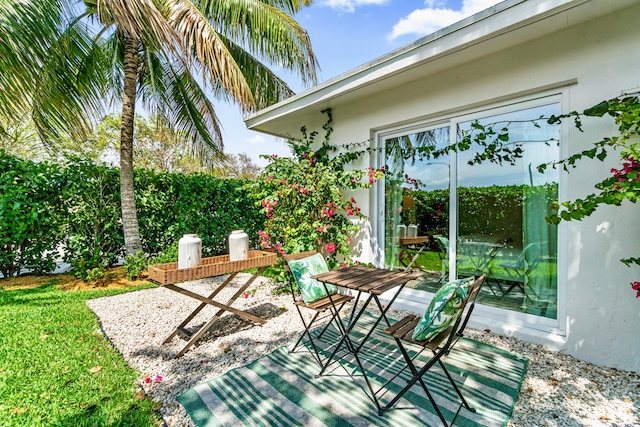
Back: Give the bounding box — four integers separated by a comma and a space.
371, 93, 568, 336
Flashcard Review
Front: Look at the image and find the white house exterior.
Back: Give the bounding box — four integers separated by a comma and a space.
245, 0, 640, 371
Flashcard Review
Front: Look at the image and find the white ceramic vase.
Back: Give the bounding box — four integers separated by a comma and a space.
178, 234, 202, 269
229, 230, 249, 261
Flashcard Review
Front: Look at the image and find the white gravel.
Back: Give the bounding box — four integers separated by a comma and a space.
87, 274, 640, 427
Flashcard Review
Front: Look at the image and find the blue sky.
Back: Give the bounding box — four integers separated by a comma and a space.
220, 0, 503, 166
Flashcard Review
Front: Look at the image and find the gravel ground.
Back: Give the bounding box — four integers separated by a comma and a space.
87, 274, 640, 426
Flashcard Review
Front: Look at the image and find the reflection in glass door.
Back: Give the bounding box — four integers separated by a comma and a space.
384, 126, 451, 289
383, 100, 560, 320
455, 103, 559, 319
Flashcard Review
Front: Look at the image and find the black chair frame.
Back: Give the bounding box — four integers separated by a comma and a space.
378, 275, 486, 426
282, 251, 354, 368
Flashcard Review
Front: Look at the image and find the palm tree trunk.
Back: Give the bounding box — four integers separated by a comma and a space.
120, 34, 142, 256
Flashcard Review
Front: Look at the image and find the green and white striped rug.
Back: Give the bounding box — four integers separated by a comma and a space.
178, 313, 527, 426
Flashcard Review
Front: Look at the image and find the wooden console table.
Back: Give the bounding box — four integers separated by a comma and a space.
148, 250, 277, 358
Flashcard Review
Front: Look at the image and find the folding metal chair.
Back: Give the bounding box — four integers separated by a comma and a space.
435, 236, 467, 283
281, 251, 354, 368
499, 242, 543, 298
379, 275, 486, 426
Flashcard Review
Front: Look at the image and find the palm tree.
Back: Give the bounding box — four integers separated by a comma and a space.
0, 0, 317, 255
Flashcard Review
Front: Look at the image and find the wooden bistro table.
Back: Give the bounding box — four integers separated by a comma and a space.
311, 265, 422, 411
148, 250, 277, 358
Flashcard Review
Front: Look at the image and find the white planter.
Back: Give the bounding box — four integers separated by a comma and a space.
229, 230, 249, 261
397, 224, 407, 239
178, 234, 202, 269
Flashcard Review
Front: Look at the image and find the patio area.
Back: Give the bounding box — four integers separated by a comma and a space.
87, 273, 639, 426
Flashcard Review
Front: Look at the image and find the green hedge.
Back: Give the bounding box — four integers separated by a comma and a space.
0, 153, 67, 277
134, 168, 263, 256
404, 184, 558, 248
0, 152, 263, 277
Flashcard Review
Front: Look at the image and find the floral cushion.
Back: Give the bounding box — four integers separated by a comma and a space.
287, 254, 337, 304
412, 277, 473, 342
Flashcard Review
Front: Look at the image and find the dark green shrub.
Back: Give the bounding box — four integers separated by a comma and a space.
135, 169, 263, 257
2, 154, 264, 278
148, 242, 178, 265
124, 250, 147, 280
62, 160, 123, 279
0, 152, 66, 277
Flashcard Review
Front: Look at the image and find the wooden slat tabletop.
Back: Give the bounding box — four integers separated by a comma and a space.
312, 266, 421, 295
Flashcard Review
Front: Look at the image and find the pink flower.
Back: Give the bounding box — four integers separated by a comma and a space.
322, 205, 335, 218
325, 242, 337, 254
316, 226, 325, 232
631, 281, 640, 298
143, 374, 163, 383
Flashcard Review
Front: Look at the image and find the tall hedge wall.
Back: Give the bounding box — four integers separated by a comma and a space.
0, 152, 263, 277
404, 183, 558, 248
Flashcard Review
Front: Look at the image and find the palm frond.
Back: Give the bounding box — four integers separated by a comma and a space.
31, 22, 109, 143
0, 0, 66, 121
167, 0, 256, 111
217, 35, 295, 109
93, 0, 179, 50
194, 0, 318, 87
101, 32, 125, 108
249, 0, 313, 15
139, 50, 224, 163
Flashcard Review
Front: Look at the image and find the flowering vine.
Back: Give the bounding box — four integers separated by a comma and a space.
245, 109, 383, 268
540, 94, 640, 296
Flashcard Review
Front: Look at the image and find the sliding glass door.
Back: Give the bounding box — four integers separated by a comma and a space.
382, 99, 560, 320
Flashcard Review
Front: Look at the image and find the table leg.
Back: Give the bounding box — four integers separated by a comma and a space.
320, 297, 383, 412
164, 268, 267, 358
163, 272, 239, 344
354, 285, 407, 354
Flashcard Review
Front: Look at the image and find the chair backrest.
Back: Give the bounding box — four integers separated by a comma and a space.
281, 251, 334, 305
281, 250, 319, 293
281, 250, 319, 265
435, 236, 450, 260
440, 274, 485, 350
515, 242, 543, 271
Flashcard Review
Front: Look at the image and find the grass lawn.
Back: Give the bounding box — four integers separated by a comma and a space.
0, 272, 163, 426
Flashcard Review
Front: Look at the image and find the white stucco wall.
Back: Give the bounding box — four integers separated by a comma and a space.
319, 5, 640, 370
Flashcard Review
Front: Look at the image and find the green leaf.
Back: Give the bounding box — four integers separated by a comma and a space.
583, 100, 609, 117
596, 149, 608, 161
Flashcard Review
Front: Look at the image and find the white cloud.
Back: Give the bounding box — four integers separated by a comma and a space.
320, 0, 389, 13
388, 0, 501, 41
246, 134, 268, 145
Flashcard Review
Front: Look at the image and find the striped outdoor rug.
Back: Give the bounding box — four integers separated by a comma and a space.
178, 313, 527, 426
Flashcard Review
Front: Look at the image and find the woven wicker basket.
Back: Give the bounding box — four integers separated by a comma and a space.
148, 250, 277, 285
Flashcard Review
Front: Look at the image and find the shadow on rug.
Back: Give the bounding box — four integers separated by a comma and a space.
178, 313, 527, 427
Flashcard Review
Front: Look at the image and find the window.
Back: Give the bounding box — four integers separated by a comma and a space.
381, 99, 560, 320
